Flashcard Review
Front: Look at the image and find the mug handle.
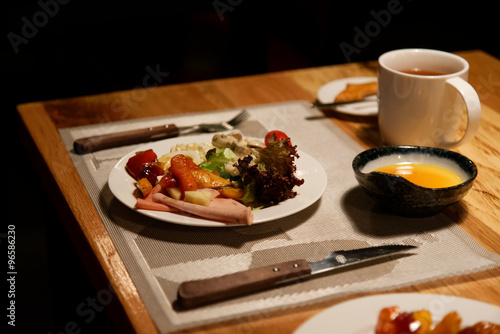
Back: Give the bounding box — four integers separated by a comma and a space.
443, 77, 481, 147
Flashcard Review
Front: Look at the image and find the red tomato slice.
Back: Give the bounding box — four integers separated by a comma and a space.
265, 130, 290, 146
126, 149, 157, 179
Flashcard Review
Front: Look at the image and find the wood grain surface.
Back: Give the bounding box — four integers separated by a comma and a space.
17, 50, 500, 334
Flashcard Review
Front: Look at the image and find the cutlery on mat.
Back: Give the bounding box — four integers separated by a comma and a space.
311, 97, 375, 109
73, 109, 249, 154
177, 244, 416, 308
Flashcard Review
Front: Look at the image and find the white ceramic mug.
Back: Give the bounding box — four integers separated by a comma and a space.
378, 49, 481, 148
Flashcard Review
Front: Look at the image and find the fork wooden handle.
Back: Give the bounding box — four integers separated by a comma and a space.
73, 124, 179, 154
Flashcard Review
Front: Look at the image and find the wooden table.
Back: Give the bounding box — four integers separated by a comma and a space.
18, 50, 500, 333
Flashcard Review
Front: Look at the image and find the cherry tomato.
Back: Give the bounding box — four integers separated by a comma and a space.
264, 130, 290, 146
158, 173, 179, 188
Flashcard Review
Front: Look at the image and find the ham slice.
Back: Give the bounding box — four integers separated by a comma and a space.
135, 185, 178, 212
135, 198, 174, 212
152, 193, 254, 225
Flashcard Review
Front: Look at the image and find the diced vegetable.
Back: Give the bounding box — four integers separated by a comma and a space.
169, 154, 198, 198
411, 310, 432, 333
136, 178, 153, 197
432, 312, 461, 334
191, 169, 232, 188
218, 188, 245, 200
166, 187, 182, 200
375, 306, 399, 334
184, 190, 213, 206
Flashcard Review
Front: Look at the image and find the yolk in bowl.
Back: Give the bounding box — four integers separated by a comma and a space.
374, 162, 463, 188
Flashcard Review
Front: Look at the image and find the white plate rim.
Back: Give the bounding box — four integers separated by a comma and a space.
294, 293, 500, 334
107, 133, 327, 227
317, 76, 378, 116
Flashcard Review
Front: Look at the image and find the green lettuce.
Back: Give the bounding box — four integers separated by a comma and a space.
199, 148, 238, 179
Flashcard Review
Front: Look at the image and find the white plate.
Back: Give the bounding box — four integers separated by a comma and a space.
294, 293, 500, 334
108, 133, 327, 227
317, 76, 378, 116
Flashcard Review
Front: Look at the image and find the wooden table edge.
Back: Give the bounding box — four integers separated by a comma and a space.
17, 102, 159, 334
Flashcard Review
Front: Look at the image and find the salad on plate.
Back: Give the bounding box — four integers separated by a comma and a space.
124, 130, 304, 225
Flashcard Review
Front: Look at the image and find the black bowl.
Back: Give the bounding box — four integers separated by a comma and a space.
352, 146, 477, 217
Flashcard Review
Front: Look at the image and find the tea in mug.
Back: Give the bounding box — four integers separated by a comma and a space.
400, 68, 447, 76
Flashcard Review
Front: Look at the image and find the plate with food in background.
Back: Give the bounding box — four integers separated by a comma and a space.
294, 293, 500, 334
317, 76, 378, 116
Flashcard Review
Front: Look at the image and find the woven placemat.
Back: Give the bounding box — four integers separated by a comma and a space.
59, 100, 500, 333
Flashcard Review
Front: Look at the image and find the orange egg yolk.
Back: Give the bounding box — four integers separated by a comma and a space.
374, 163, 463, 188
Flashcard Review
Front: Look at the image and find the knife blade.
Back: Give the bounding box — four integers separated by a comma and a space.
311, 97, 376, 109
177, 244, 416, 308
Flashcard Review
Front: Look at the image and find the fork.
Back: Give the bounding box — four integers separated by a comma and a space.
74, 109, 249, 154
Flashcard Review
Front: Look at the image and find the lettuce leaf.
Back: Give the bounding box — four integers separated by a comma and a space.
235, 134, 304, 206
199, 148, 238, 179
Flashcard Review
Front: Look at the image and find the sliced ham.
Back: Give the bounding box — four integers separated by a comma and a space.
135, 185, 178, 212
152, 193, 254, 225
135, 198, 175, 212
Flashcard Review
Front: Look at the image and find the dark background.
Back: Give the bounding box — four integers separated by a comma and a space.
3, 0, 498, 332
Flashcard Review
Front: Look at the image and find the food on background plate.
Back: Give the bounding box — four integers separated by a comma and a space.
126, 131, 304, 225
334, 81, 377, 103
376, 306, 500, 334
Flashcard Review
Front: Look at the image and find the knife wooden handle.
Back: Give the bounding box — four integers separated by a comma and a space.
177, 259, 311, 308
73, 124, 179, 154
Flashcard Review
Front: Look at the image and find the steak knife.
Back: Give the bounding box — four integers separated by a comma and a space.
311, 97, 375, 109
177, 244, 416, 308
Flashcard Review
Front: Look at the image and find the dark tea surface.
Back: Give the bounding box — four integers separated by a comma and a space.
400, 68, 447, 76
